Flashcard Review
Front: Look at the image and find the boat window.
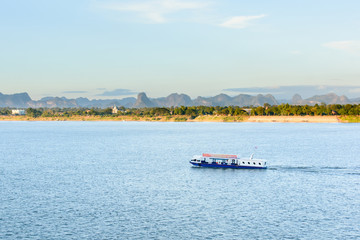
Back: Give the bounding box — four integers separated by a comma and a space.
242, 162, 245, 164
253, 162, 256, 165
259, 163, 261, 165
248, 162, 250, 164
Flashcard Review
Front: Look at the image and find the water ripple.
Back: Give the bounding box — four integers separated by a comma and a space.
1, 121, 359, 239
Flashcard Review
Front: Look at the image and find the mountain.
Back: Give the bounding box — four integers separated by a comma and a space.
251, 94, 278, 106
152, 93, 193, 107
133, 93, 278, 108
27, 96, 136, 108
29, 97, 78, 108
0, 92, 31, 107
291, 94, 303, 104
73, 97, 136, 108
0, 91, 359, 108
193, 93, 232, 106
307, 93, 350, 104
193, 94, 278, 107
291, 93, 352, 105
351, 97, 360, 104
133, 92, 156, 108
0, 92, 136, 108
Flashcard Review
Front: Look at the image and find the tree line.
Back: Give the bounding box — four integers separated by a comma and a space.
1, 103, 359, 118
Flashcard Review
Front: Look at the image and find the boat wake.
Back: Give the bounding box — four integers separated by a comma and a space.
269, 165, 360, 176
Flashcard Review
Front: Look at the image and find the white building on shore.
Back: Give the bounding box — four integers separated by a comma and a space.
112, 106, 118, 114
12, 109, 26, 115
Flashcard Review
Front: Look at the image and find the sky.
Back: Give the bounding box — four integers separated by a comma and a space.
1, 0, 360, 100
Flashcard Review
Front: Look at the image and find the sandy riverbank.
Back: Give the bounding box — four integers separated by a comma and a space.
247, 116, 340, 123
1, 115, 358, 122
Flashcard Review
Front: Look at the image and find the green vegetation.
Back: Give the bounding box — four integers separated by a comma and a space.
0, 108, 11, 115
250, 103, 360, 116
339, 115, 360, 123
222, 116, 245, 122
26, 108, 42, 118
174, 117, 188, 122
0, 104, 359, 121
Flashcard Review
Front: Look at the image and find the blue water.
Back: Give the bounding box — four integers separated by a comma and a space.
1, 121, 360, 239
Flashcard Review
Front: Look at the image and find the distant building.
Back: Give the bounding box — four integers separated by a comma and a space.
243, 108, 252, 114
112, 106, 118, 114
12, 109, 26, 115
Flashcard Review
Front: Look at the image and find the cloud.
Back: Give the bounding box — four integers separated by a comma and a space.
102, 0, 208, 23
323, 41, 360, 55
219, 14, 266, 29
62, 90, 88, 94
101, 1, 266, 29
97, 89, 137, 96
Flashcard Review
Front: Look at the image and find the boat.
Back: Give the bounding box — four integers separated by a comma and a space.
190, 153, 267, 169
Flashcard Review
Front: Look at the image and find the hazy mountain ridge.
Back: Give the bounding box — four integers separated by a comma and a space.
133, 92, 156, 108
291, 93, 357, 105
0, 92, 32, 108
191, 93, 278, 107
152, 93, 193, 107
1, 91, 359, 108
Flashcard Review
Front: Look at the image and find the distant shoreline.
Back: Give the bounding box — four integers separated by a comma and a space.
1, 115, 359, 123
246, 116, 340, 123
